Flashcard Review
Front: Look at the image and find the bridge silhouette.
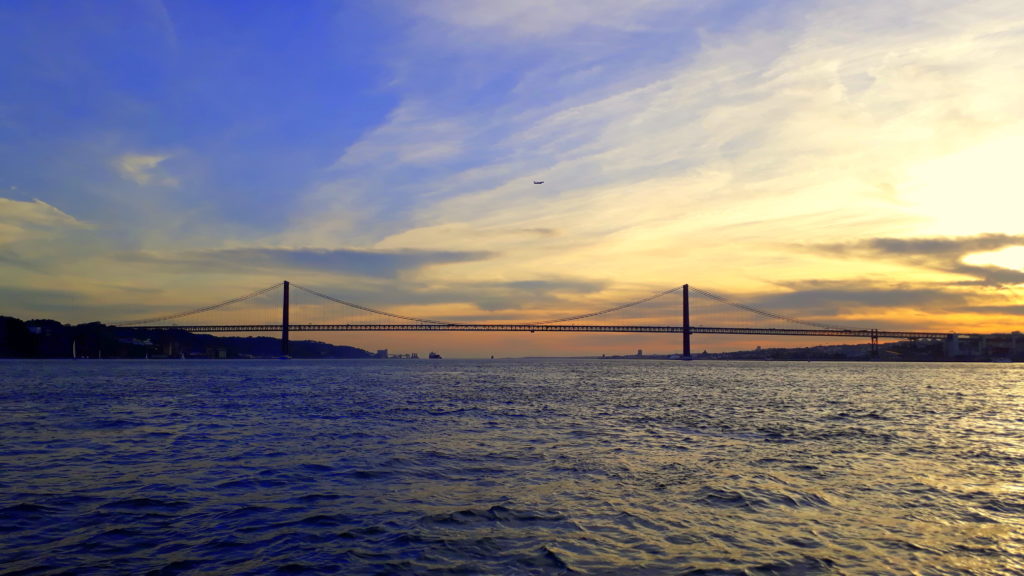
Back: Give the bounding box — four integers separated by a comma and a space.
114, 281, 968, 358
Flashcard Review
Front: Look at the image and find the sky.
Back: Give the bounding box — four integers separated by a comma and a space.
2, 0, 1023, 357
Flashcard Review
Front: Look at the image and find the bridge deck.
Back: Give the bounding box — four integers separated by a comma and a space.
128, 324, 962, 340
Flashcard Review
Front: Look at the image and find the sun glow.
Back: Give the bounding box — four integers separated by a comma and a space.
962, 246, 1024, 272
900, 127, 1024, 236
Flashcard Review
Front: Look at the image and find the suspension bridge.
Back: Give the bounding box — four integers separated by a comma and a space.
114, 281, 969, 357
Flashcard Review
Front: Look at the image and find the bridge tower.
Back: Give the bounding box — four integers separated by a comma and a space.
282, 280, 290, 357
682, 284, 691, 359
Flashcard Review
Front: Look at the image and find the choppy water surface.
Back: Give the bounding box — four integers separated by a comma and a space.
2, 359, 1023, 575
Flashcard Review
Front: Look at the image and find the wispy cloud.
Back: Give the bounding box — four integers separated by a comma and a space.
123, 246, 494, 278
322, 0, 1024, 242
413, 0, 688, 40
0, 197, 93, 245
114, 153, 178, 187
444, 277, 610, 312
334, 104, 468, 169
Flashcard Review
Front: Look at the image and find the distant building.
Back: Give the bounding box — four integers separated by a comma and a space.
205, 347, 227, 359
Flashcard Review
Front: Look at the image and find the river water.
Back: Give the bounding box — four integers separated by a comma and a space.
1, 359, 1022, 575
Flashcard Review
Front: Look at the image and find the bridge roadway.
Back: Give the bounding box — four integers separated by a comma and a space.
136, 324, 961, 340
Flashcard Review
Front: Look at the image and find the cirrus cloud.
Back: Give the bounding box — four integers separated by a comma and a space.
114, 153, 178, 187
121, 246, 495, 278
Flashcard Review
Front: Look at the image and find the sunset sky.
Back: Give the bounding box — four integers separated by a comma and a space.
2, 0, 1023, 357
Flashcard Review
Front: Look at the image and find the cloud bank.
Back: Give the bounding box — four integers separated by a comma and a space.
814, 234, 1024, 286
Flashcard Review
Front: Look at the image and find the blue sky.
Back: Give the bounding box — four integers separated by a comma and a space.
3, 0, 1024, 356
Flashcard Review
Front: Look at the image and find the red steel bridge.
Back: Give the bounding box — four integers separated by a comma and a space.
114, 281, 971, 357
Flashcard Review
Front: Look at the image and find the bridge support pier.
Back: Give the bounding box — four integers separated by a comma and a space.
682, 284, 691, 359
282, 280, 290, 357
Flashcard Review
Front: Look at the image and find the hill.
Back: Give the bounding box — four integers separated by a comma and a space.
0, 316, 372, 359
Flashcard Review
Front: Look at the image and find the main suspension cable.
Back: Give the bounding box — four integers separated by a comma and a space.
115, 282, 284, 326
291, 284, 451, 325
530, 284, 686, 325
689, 287, 857, 331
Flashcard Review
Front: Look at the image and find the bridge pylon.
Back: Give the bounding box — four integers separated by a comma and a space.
282, 280, 290, 357
683, 284, 691, 359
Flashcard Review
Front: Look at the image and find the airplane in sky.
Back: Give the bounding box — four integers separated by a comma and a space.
533, 180, 544, 184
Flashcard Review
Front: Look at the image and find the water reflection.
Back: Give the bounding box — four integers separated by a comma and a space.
0, 359, 1022, 574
